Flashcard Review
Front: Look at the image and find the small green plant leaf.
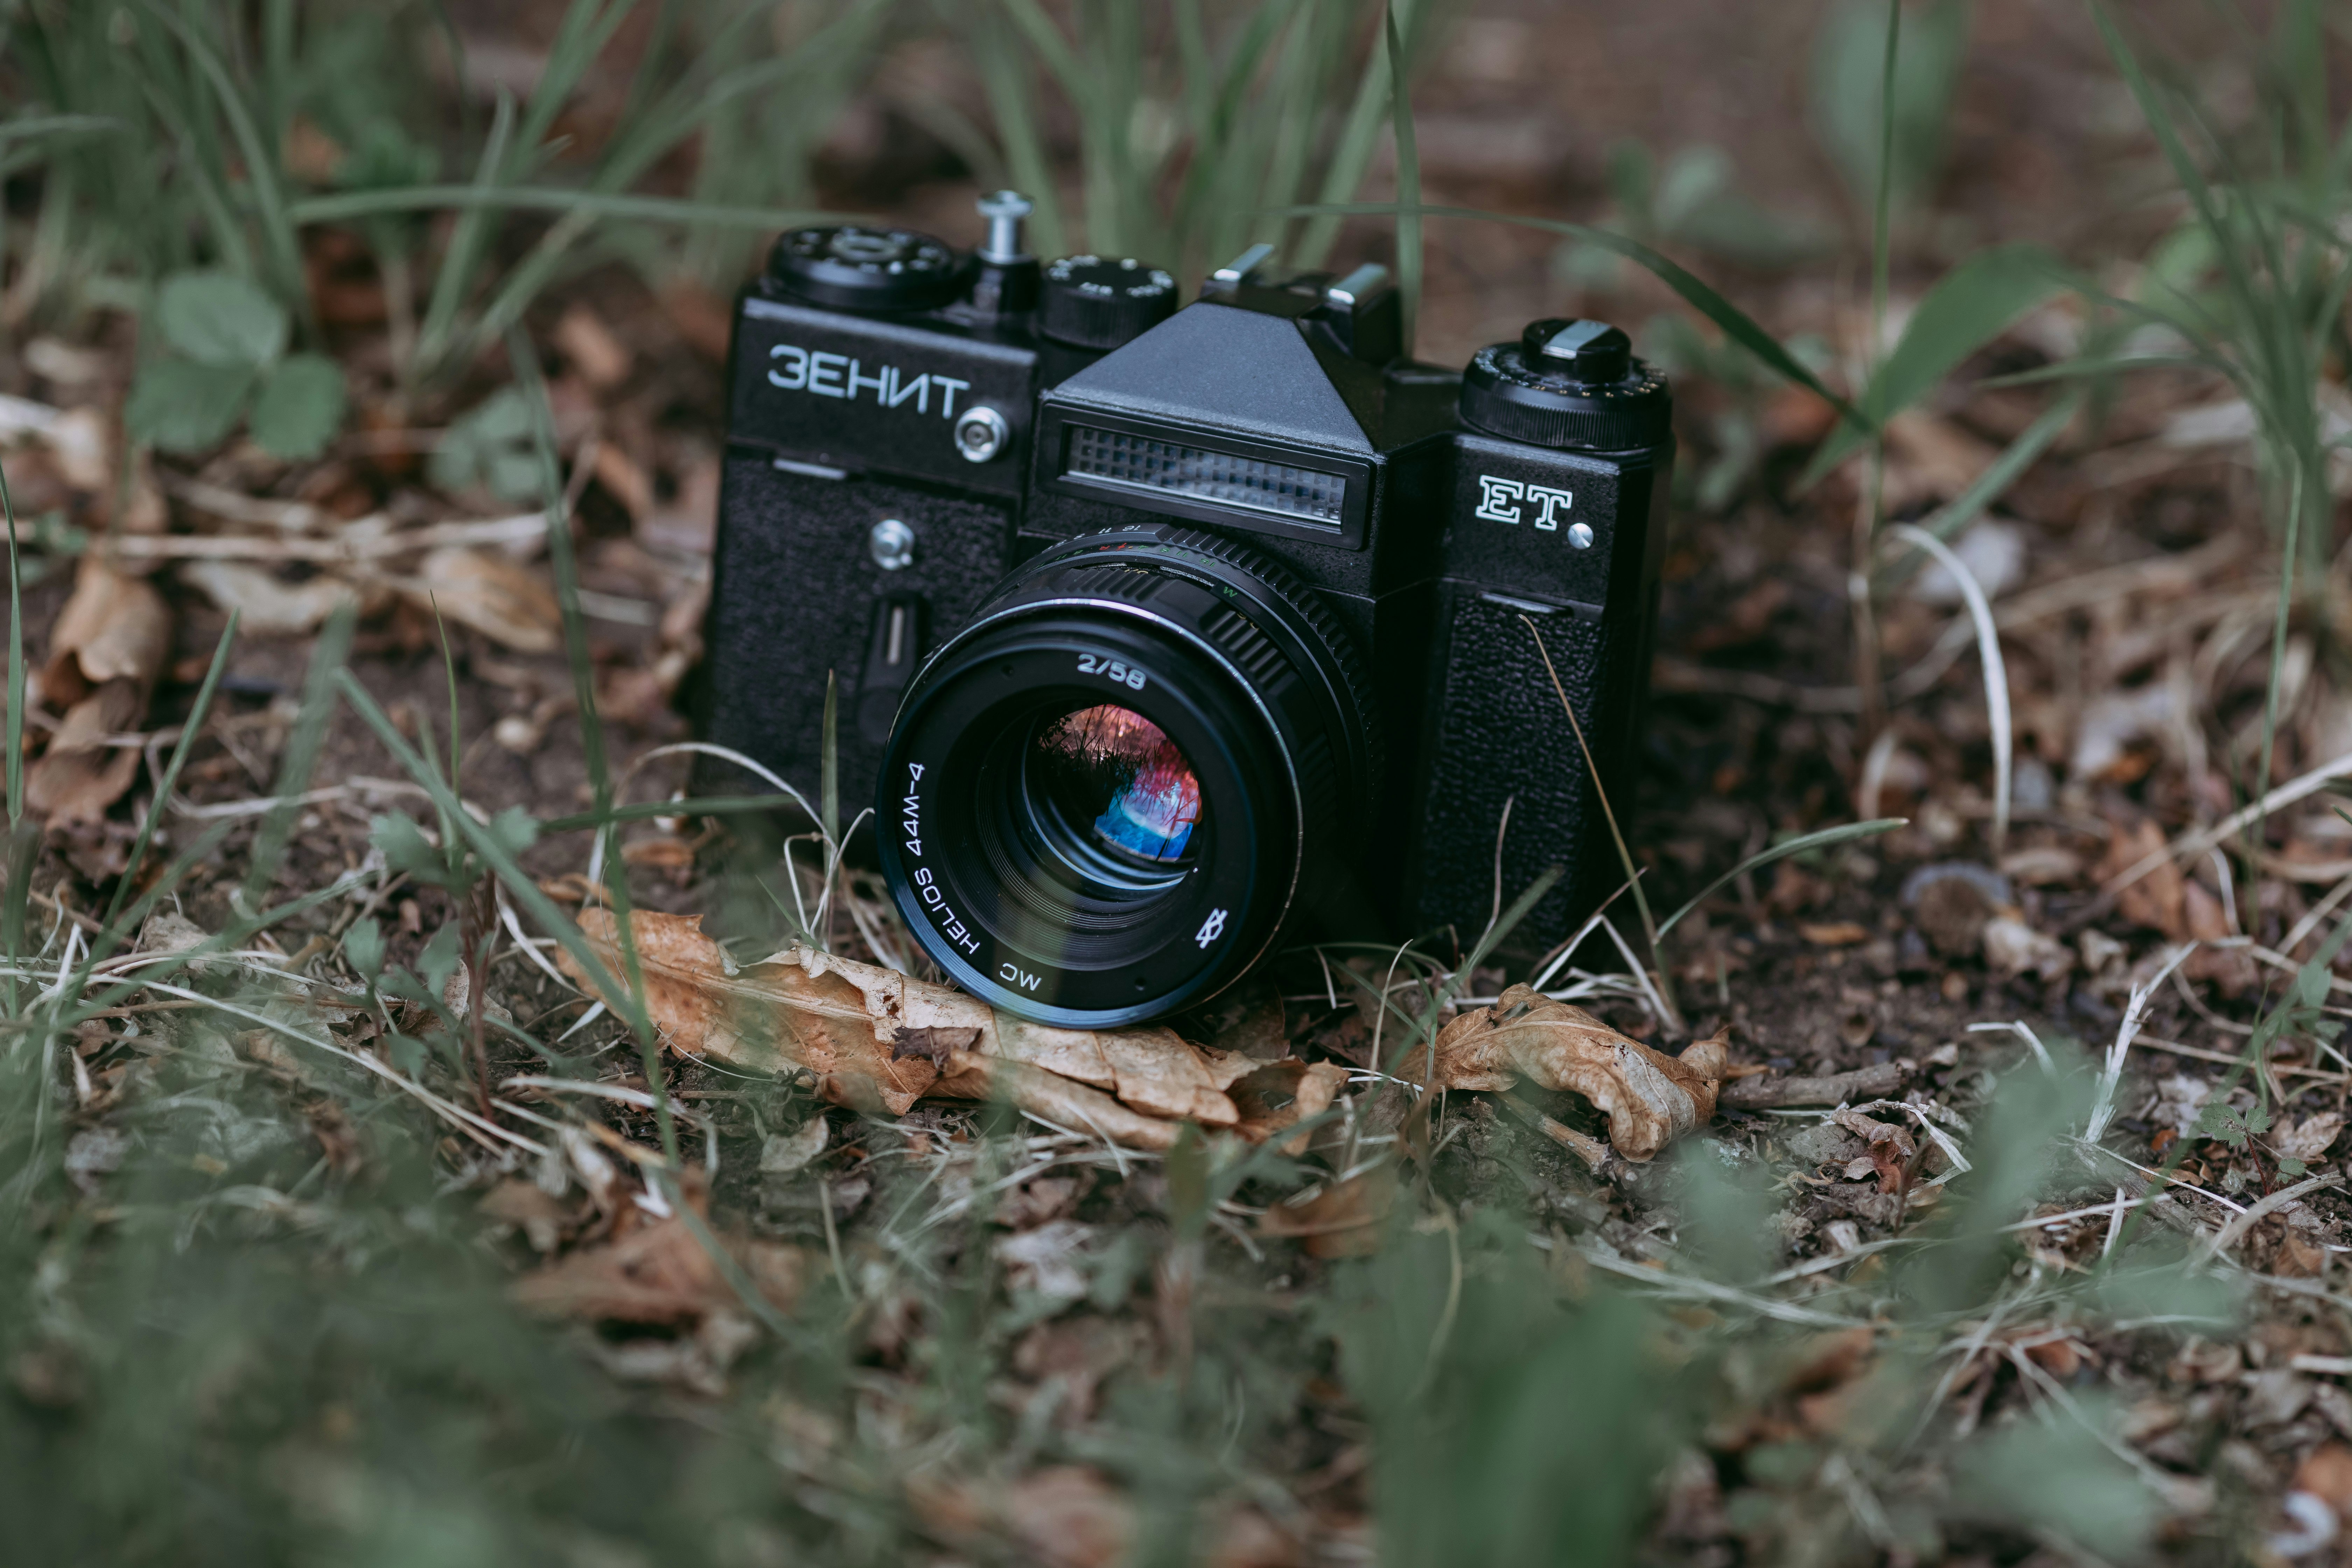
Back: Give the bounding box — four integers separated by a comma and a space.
487, 804, 539, 858
345, 916, 385, 980
429, 387, 545, 503
2197, 1099, 2260, 1149
157, 269, 289, 368
2280, 1156, 2309, 1178
369, 813, 455, 889
125, 358, 258, 453
1802, 242, 2066, 484
247, 354, 347, 459
415, 923, 462, 1001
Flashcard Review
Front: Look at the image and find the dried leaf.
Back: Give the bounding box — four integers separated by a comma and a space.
562, 910, 937, 1112
561, 911, 1253, 1144
930, 1049, 1190, 1151
759, 1117, 828, 1176
554, 304, 634, 391
1431, 984, 1726, 1161
2278, 1113, 2346, 1164
1003, 1466, 1132, 1568
511, 1209, 804, 1326
1231, 1058, 1350, 1150
25, 679, 143, 826
1259, 1163, 1396, 1258
26, 559, 170, 826
1829, 1108, 1917, 1194
407, 546, 560, 653
2099, 819, 2185, 938
178, 559, 359, 636
591, 441, 654, 520
43, 557, 169, 697
2180, 880, 2257, 996
2295, 1444, 2352, 1524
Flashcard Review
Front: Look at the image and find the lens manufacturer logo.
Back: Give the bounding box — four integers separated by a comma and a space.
768, 343, 971, 418
1474, 475, 1574, 530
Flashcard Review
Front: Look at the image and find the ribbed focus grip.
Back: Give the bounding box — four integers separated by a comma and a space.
1458, 340, 1672, 452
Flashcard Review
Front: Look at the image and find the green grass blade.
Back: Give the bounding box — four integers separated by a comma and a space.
1384, 2, 1420, 355
0, 114, 125, 147
2, 465, 20, 832
1801, 242, 2069, 485
137, 0, 304, 315
99, 611, 238, 937
415, 91, 517, 378
2, 466, 21, 1018
288, 185, 843, 229
242, 604, 355, 909
333, 672, 654, 1058
1296, 2, 1410, 269
1876, 390, 2081, 591
1868, 0, 1901, 381
820, 671, 839, 852
1656, 819, 1909, 940
1275, 200, 1864, 426
1381, 865, 1562, 1079
507, 328, 675, 1168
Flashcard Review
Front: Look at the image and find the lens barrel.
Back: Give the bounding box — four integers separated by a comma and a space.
875, 525, 1374, 1026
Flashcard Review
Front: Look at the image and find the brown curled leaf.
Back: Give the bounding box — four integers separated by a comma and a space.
511, 1209, 806, 1325
929, 1049, 1187, 1152
1431, 983, 1726, 1161
1230, 1058, 1351, 1150
560, 911, 1257, 1141
26, 559, 170, 826
562, 910, 938, 1113
1259, 1163, 1396, 1257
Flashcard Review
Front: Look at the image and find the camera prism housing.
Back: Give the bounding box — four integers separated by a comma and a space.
704, 200, 1672, 1027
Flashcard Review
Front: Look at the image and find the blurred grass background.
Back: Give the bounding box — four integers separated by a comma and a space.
3, 1, 2350, 1564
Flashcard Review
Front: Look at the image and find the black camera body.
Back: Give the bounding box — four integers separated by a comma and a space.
705, 195, 1672, 1026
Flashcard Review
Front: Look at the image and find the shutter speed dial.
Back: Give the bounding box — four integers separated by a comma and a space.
1457, 317, 1671, 452
770, 225, 964, 312
1040, 255, 1179, 349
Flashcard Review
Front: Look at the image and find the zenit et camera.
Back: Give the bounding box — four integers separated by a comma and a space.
704, 191, 1673, 1027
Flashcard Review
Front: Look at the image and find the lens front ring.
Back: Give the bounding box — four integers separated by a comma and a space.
875, 526, 1374, 1026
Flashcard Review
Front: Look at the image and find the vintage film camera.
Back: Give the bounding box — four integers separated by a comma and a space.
704, 192, 1672, 1026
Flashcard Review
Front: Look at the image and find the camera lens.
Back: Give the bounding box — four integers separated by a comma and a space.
1031, 704, 1202, 868
876, 525, 1375, 1027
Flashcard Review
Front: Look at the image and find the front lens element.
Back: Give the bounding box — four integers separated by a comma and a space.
1032, 704, 1202, 863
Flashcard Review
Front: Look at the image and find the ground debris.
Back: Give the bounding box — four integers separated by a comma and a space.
510, 1198, 804, 1328
1429, 983, 1726, 1160
1722, 1060, 1909, 1109
561, 909, 1331, 1148
25, 557, 170, 828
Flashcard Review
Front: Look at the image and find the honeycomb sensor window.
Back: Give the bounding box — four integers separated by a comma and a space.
1064, 426, 1346, 525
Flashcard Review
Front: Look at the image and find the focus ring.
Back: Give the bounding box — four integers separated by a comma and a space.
1066, 525, 1384, 803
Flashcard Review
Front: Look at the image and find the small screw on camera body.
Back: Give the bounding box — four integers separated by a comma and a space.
1567, 522, 1595, 549
953, 405, 1010, 463
868, 518, 915, 570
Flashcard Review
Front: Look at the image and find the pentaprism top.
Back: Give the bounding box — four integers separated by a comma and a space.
1457, 317, 1672, 452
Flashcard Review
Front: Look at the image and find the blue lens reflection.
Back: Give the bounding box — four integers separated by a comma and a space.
1036, 704, 1201, 863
